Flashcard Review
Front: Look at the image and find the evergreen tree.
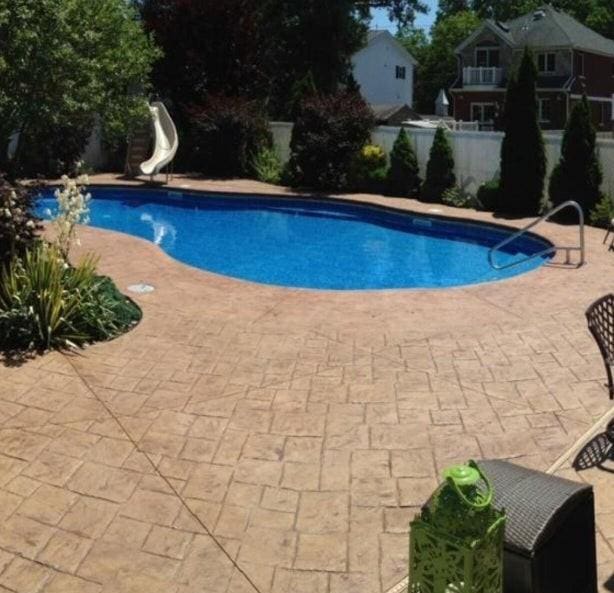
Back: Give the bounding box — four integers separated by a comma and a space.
422, 126, 456, 203
549, 95, 603, 216
287, 71, 318, 120
386, 128, 421, 198
499, 48, 546, 216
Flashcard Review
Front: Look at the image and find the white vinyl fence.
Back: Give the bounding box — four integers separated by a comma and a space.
270, 121, 614, 198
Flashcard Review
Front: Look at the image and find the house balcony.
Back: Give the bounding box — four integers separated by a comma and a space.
462, 67, 504, 87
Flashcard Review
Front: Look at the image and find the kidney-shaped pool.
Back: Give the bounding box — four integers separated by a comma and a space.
37, 187, 552, 290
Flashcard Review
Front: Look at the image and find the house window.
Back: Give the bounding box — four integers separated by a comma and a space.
395, 66, 406, 80
476, 47, 500, 68
537, 52, 556, 74
538, 98, 552, 123
471, 103, 497, 126
578, 53, 585, 76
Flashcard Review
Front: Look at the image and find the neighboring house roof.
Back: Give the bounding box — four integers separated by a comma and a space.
370, 103, 421, 123
362, 29, 418, 65
457, 5, 614, 57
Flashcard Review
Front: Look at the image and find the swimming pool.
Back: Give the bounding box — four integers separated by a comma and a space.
37, 187, 552, 290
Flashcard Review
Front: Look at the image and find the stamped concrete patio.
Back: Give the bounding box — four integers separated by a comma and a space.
0, 175, 613, 593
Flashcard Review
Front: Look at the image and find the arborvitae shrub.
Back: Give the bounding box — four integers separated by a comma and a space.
422, 126, 456, 203
288, 91, 374, 191
386, 128, 421, 198
549, 95, 603, 217
499, 48, 546, 216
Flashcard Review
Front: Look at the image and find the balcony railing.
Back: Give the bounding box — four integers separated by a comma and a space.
462, 67, 504, 86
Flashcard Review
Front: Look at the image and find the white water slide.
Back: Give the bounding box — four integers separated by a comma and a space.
139, 101, 178, 181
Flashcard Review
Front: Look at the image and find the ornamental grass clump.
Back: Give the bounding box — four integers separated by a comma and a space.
0, 243, 140, 351
0, 175, 141, 353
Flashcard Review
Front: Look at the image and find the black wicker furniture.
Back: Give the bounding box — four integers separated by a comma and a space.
585, 294, 614, 442
478, 460, 597, 593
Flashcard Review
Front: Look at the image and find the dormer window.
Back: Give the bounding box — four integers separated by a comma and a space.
475, 47, 500, 68
537, 52, 556, 74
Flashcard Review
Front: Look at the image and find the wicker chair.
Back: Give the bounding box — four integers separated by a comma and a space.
585, 294, 614, 442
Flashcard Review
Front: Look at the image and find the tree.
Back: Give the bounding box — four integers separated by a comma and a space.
399, 11, 480, 113
0, 0, 159, 176
499, 48, 546, 216
139, 0, 432, 122
262, 1, 369, 117
549, 95, 603, 216
586, 1, 614, 39
435, 0, 612, 36
422, 126, 456, 203
436, 0, 471, 22
387, 128, 421, 198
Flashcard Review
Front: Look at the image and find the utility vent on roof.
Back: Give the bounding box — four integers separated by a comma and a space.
496, 21, 510, 32
533, 9, 546, 20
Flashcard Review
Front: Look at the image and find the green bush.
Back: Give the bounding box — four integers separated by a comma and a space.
441, 187, 477, 209
476, 181, 501, 212
589, 194, 614, 229
549, 96, 603, 217
190, 95, 271, 177
351, 144, 388, 193
288, 91, 375, 191
422, 126, 456, 203
3, 0, 159, 176
0, 243, 140, 351
0, 176, 41, 267
251, 146, 283, 185
386, 128, 421, 198
499, 48, 546, 216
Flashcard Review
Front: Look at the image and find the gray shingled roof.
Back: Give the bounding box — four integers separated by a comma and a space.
500, 5, 614, 56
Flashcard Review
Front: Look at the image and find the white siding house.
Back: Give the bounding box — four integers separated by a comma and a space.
351, 30, 417, 107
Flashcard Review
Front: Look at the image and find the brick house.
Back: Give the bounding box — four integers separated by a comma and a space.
450, 6, 614, 131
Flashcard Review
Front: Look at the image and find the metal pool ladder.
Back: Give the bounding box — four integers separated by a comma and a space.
488, 200, 585, 270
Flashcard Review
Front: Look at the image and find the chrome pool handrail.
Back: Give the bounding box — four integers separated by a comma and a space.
488, 200, 585, 270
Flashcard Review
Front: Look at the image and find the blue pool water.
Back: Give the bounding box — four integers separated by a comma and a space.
37, 187, 551, 290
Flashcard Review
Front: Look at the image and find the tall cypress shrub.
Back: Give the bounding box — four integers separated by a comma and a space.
387, 128, 421, 198
549, 95, 603, 216
422, 126, 456, 203
499, 48, 546, 216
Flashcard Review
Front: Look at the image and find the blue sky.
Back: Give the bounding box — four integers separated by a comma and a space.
371, 0, 437, 33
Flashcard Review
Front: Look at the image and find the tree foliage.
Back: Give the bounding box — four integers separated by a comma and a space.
436, 0, 612, 38
139, 0, 431, 121
499, 48, 546, 216
549, 96, 603, 216
188, 96, 271, 178
387, 128, 421, 198
0, 0, 159, 176
399, 11, 481, 113
422, 126, 456, 203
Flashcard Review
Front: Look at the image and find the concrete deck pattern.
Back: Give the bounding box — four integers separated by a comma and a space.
0, 174, 612, 593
